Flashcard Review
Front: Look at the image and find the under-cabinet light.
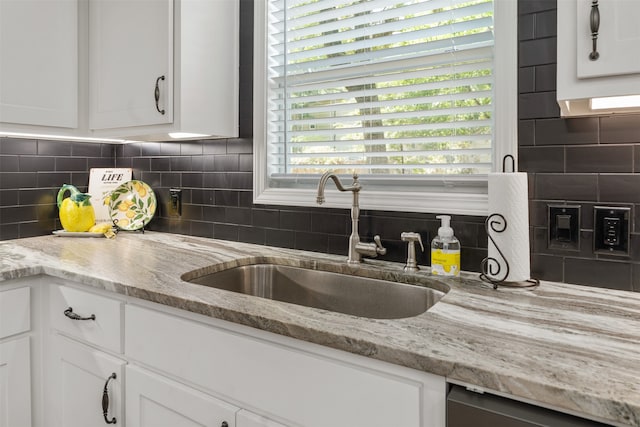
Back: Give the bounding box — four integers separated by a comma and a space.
168, 132, 209, 139
0, 131, 129, 143
590, 94, 640, 110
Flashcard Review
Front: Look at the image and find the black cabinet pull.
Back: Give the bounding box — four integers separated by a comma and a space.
221, 422, 228, 427
63, 307, 95, 321
589, 0, 600, 60
155, 75, 166, 115
102, 373, 117, 424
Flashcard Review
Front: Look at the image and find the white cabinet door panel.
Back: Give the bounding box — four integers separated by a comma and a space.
576, 0, 640, 78
126, 365, 239, 427
0, 337, 31, 427
0, 0, 77, 128
47, 335, 125, 427
89, 0, 173, 129
126, 304, 437, 427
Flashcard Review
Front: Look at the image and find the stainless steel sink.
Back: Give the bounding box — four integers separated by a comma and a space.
183, 264, 446, 319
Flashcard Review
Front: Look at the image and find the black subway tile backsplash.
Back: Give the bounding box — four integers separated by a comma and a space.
518, 92, 560, 119
534, 64, 556, 92
534, 10, 556, 38
564, 258, 632, 291
518, 14, 535, 41
519, 38, 557, 67
0, 138, 38, 155
565, 146, 634, 173
599, 175, 640, 203
518, 146, 564, 173
600, 115, 640, 144
518, 67, 535, 94
534, 117, 599, 145
519, 0, 556, 15
535, 174, 598, 201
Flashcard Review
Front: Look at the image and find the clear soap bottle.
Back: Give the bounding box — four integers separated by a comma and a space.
430, 215, 460, 277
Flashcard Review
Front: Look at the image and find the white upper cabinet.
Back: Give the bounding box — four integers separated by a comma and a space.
90, 0, 239, 140
0, 0, 78, 128
0, 0, 238, 140
89, 0, 173, 130
557, 0, 640, 116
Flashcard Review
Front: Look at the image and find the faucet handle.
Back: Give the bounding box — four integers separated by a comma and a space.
373, 235, 387, 255
401, 232, 424, 252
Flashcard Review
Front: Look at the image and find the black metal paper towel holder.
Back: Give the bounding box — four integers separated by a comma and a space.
479, 155, 539, 290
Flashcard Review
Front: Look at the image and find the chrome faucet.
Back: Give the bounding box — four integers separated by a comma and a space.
316, 171, 386, 264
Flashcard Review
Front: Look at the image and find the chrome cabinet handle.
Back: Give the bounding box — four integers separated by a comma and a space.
154, 75, 166, 115
589, 0, 600, 60
102, 373, 117, 424
63, 307, 95, 321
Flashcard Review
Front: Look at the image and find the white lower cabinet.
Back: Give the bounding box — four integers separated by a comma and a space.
0, 337, 31, 427
126, 364, 238, 427
46, 335, 125, 427
40, 281, 444, 427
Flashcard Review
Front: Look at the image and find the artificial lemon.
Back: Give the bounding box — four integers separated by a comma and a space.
89, 223, 112, 234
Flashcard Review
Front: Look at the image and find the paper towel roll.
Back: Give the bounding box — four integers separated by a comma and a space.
486, 172, 530, 282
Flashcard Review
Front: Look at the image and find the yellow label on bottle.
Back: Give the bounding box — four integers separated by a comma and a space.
431, 249, 460, 277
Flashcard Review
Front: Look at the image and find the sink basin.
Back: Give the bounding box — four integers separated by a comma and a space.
183, 264, 446, 319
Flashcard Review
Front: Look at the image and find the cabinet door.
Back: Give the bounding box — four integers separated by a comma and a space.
237, 410, 288, 427
0, 337, 31, 427
126, 365, 238, 427
576, 0, 640, 78
0, 0, 77, 128
89, 0, 173, 129
46, 335, 125, 427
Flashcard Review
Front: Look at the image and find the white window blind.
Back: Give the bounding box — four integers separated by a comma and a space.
266, 0, 494, 182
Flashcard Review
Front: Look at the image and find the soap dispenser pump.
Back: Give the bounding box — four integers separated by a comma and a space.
430, 215, 461, 277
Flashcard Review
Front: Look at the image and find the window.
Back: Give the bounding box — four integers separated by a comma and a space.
254, 0, 517, 215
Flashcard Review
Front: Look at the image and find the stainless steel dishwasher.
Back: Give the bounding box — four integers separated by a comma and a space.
447, 385, 611, 427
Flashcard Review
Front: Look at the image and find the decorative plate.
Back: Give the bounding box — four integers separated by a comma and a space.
108, 180, 156, 231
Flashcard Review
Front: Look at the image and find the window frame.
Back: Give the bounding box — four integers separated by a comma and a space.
253, 0, 517, 216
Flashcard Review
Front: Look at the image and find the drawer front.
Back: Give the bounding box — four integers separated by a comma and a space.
126, 305, 425, 427
50, 285, 123, 353
0, 286, 30, 339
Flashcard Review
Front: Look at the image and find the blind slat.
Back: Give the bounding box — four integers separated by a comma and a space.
269, 46, 494, 85
274, 32, 494, 76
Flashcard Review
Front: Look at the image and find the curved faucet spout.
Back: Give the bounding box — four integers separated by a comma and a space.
315, 171, 385, 264
316, 171, 360, 205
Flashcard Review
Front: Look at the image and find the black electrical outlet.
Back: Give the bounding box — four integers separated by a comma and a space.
548, 205, 580, 251
169, 188, 182, 217
594, 206, 630, 256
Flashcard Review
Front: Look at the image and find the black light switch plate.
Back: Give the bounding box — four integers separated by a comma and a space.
548, 205, 580, 251
594, 206, 630, 256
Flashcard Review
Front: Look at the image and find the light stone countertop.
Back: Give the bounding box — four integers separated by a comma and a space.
1, 232, 639, 426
